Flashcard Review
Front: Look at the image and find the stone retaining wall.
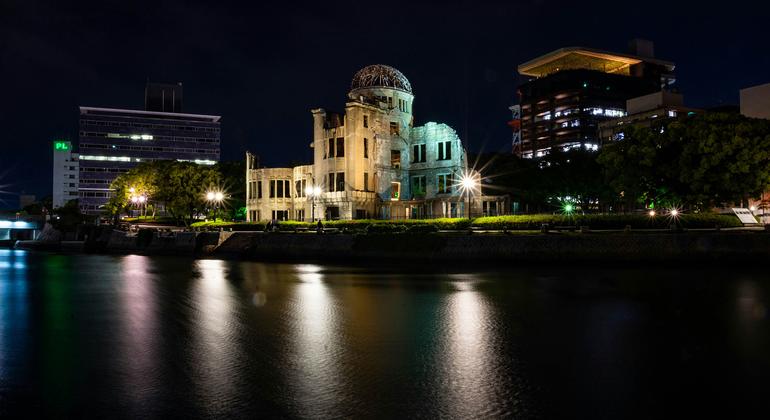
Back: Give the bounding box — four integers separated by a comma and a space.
83, 230, 770, 263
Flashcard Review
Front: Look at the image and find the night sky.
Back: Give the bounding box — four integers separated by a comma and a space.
1, 0, 768, 208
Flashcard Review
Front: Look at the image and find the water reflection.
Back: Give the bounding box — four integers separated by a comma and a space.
40, 254, 75, 413
288, 264, 347, 417
189, 259, 244, 416
0, 249, 29, 385
440, 274, 507, 417
118, 255, 159, 410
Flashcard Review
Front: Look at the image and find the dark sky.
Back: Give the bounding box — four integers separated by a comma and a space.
1, 0, 768, 208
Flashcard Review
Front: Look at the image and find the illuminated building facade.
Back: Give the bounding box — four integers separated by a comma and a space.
51, 140, 80, 209
516, 40, 675, 158
77, 105, 221, 214
246, 64, 507, 221
598, 91, 698, 142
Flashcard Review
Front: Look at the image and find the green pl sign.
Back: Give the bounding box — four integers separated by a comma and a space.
54, 141, 70, 151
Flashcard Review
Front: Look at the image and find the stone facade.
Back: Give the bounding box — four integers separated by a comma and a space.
246, 64, 507, 221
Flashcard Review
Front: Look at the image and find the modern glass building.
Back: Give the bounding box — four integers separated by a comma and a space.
77, 107, 221, 214
515, 40, 675, 158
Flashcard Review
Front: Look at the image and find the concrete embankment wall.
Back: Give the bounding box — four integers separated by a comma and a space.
68, 228, 770, 263
211, 231, 770, 263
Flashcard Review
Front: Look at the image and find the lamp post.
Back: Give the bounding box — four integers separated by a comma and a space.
305, 185, 322, 221
206, 191, 225, 220
460, 171, 480, 220
128, 187, 147, 218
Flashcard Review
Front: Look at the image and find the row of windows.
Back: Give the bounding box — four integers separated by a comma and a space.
270, 180, 291, 198
251, 172, 454, 201
81, 143, 217, 154
80, 131, 220, 144
79, 179, 113, 185
390, 142, 451, 169
81, 120, 219, 132
325, 137, 345, 158
397, 98, 409, 113
398, 174, 453, 196
328, 172, 345, 192
79, 167, 130, 173
249, 179, 313, 199
325, 137, 371, 159
79, 191, 112, 198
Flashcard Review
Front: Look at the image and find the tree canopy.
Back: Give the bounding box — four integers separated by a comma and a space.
106, 160, 223, 225
597, 113, 770, 210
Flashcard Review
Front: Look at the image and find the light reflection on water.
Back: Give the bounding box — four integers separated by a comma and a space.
0, 249, 28, 385
440, 276, 505, 418
287, 264, 348, 417
1, 252, 770, 418
189, 259, 245, 416
118, 255, 159, 411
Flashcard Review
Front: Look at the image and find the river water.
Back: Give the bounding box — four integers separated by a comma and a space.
1, 249, 769, 418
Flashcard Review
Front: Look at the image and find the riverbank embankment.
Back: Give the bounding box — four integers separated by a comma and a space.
16, 227, 770, 264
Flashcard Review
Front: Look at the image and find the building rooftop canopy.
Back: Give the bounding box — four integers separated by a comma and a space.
518, 47, 675, 78
350, 64, 413, 94
79, 106, 221, 123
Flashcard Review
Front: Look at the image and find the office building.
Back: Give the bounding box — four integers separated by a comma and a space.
78, 83, 221, 214
246, 64, 507, 221
51, 140, 80, 209
515, 39, 675, 157
740, 83, 770, 120
598, 91, 698, 142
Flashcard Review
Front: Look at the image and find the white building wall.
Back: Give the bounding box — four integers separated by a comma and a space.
52, 141, 79, 209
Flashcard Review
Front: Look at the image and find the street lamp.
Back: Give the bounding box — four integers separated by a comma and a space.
128, 187, 148, 217
459, 171, 480, 219
305, 185, 322, 221
206, 190, 225, 220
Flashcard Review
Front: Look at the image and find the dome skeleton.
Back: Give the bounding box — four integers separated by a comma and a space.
351, 64, 413, 94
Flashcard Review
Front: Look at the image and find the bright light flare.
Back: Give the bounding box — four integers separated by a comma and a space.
206, 191, 215, 201
669, 209, 679, 217
648, 210, 656, 217
564, 203, 574, 213
215, 192, 224, 201
458, 171, 480, 194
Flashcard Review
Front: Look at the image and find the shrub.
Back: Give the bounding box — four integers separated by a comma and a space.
472, 213, 743, 230
189, 221, 266, 231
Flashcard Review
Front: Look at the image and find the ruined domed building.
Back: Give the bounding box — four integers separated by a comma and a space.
245, 64, 507, 221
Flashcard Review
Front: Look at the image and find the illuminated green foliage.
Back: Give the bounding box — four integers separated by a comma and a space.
598, 113, 770, 209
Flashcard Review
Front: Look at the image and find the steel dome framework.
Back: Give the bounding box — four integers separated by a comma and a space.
350, 64, 412, 94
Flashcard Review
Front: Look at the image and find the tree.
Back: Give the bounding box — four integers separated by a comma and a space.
215, 160, 246, 220
597, 113, 770, 210
106, 161, 221, 225
161, 162, 221, 225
